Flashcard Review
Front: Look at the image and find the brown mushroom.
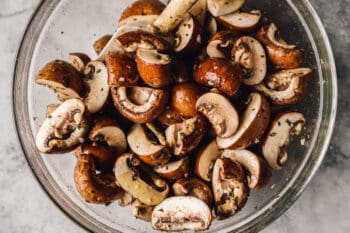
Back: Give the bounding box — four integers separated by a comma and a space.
207, 0, 246, 17
157, 107, 184, 127
256, 23, 304, 68
96, 32, 124, 61
117, 191, 134, 206
119, 0, 165, 23
206, 30, 239, 59
254, 68, 312, 105
262, 112, 306, 170
68, 53, 91, 73
45, 104, 60, 117
132, 199, 154, 222
171, 58, 191, 84
93, 35, 112, 55
114, 153, 169, 205
111, 86, 168, 123
174, 15, 202, 55
217, 10, 261, 31
154, 157, 189, 181
195, 140, 220, 182
79, 143, 116, 172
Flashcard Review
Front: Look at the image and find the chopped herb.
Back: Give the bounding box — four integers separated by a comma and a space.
76, 124, 81, 130
278, 121, 281, 126
165, 165, 168, 170
33, 116, 38, 121
285, 119, 293, 126
270, 132, 277, 137
132, 174, 137, 181
48, 115, 52, 119
185, 33, 189, 37
100, 88, 104, 92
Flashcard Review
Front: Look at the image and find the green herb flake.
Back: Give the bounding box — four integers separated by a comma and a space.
270, 132, 277, 137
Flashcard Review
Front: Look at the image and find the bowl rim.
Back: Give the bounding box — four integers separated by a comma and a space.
12, 0, 338, 232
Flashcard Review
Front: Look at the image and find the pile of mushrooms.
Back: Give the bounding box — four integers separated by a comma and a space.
34, 0, 312, 231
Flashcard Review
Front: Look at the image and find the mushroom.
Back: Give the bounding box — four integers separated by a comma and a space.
79, 143, 116, 172
45, 104, 60, 117
83, 61, 109, 114
165, 116, 206, 156
212, 158, 249, 219
195, 140, 220, 182
172, 83, 205, 118
206, 30, 239, 59
174, 15, 202, 55
216, 92, 270, 149
118, 0, 165, 23
132, 199, 154, 222
232, 36, 267, 85
221, 149, 271, 189
96, 32, 124, 61
205, 16, 218, 38
68, 53, 91, 73
157, 107, 183, 127
127, 123, 171, 166
207, 0, 245, 17
256, 23, 304, 69
189, 0, 207, 26
35, 99, 89, 153
154, 157, 189, 181
262, 112, 306, 170
196, 92, 239, 138
106, 52, 139, 87
172, 58, 191, 84
152, 196, 212, 231
135, 48, 172, 88
93, 35, 112, 55
217, 10, 261, 31
114, 153, 169, 205
88, 117, 127, 155
194, 58, 242, 96
117, 191, 134, 207
36, 60, 84, 101
254, 68, 312, 105
111, 86, 168, 123
172, 178, 214, 208
119, 15, 159, 27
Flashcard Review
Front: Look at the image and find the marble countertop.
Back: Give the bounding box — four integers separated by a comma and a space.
1, 0, 349, 232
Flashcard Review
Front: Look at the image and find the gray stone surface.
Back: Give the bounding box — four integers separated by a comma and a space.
0, 0, 349, 232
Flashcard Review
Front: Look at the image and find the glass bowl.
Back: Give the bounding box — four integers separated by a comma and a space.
13, 0, 337, 232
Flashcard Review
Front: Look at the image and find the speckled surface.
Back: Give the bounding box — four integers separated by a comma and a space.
1, 0, 349, 232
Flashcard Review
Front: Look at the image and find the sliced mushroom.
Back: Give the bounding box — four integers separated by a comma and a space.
207, 30, 238, 59
45, 104, 60, 117
195, 140, 220, 182
196, 92, 239, 138
189, 0, 207, 26
217, 92, 270, 149
127, 123, 171, 166
221, 149, 271, 189
118, 0, 165, 23
217, 10, 261, 31
36, 60, 84, 101
114, 153, 169, 205
212, 158, 249, 219
135, 48, 172, 88
111, 86, 168, 123
132, 199, 154, 222
256, 23, 304, 68
93, 35, 112, 55
69, 53, 91, 72
232, 36, 267, 85
88, 117, 127, 155
262, 112, 306, 170
165, 116, 206, 156
254, 68, 312, 105
194, 58, 242, 96
106, 52, 139, 87
152, 196, 212, 231
172, 178, 214, 208
79, 143, 116, 172
154, 157, 189, 181
96, 31, 124, 61
207, 0, 245, 17
36, 99, 89, 153
117, 191, 134, 206
174, 15, 202, 55
119, 15, 159, 27
157, 107, 184, 127
83, 61, 109, 114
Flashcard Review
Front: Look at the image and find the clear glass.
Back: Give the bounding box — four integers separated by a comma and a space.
12, 0, 337, 232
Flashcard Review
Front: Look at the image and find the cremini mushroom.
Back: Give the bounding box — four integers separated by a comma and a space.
132, 199, 154, 222
36, 60, 84, 101
171, 58, 191, 84
114, 153, 169, 205
206, 16, 218, 38
217, 92, 270, 149
196, 92, 239, 138
96, 32, 124, 61
69, 53, 91, 73
207, 0, 245, 17
152, 196, 212, 231
256, 23, 304, 68
154, 157, 189, 181
127, 123, 171, 166
189, 0, 207, 26
117, 191, 134, 207
35, 99, 89, 153
254, 68, 312, 105
174, 15, 202, 55
195, 140, 220, 182
262, 112, 306, 170
79, 143, 116, 172
93, 35, 112, 55
118, 0, 165, 23
217, 10, 261, 31
206, 30, 238, 59
221, 149, 271, 189
212, 158, 249, 219
157, 107, 183, 127
111, 86, 168, 123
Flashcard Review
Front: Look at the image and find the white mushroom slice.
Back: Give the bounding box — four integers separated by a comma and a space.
128, 86, 154, 105
154, 157, 189, 180
45, 104, 60, 117
69, 53, 91, 72
189, 0, 207, 26
97, 31, 124, 61
266, 23, 295, 49
118, 14, 159, 27
206, 31, 238, 59
262, 112, 306, 170
36, 99, 89, 153
83, 61, 109, 114
195, 140, 220, 182
217, 10, 261, 31
132, 200, 154, 222
174, 15, 202, 55
207, 0, 245, 17
232, 36, 267, 85
196, 92, 239, 138
152, 196, 212, 231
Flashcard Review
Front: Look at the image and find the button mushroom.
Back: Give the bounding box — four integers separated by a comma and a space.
254, 68, 312, 105
189, 0, 207, 26
195, 140, 220, 182
232, 36, 267, 85
111, 86, 168, 123
171, 58, 191, 84
221, 149, 271, 189
127, 123, 171, 166
256, 23, 305, 69
174, 15, 202, 55
262, 112, 306, 170
68, 53, 91, 73
152, 196, 212, 231
118, 0, 165, 23
207, 0, 245, 17
217, 10, 261, 32
114, 153, 169, 205
36, 60, 84, 101
212, 158, 249, 219
196, 92, 239, 138
154, 157, 189, 181
35, 99, 89, 153
157, 107, 184, 127
216, 92, 270, 149
206, 30, 239, 59
132, 199, 155, 222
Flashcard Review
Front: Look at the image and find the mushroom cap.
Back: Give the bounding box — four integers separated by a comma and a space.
93, 35, 112, 55
157, 107, 184, 127
154, 157, 190, 181
189, 0, 207, 26
119, 0, 165, 23
68, 53, 91, 73
206, 30, 239, 59
79, 143, 116, 172
217, 10, 261, 32
174, 15, 202, 55
171, 58, 191, 84
194, 140, 220, 182
207, 0, 246, 17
